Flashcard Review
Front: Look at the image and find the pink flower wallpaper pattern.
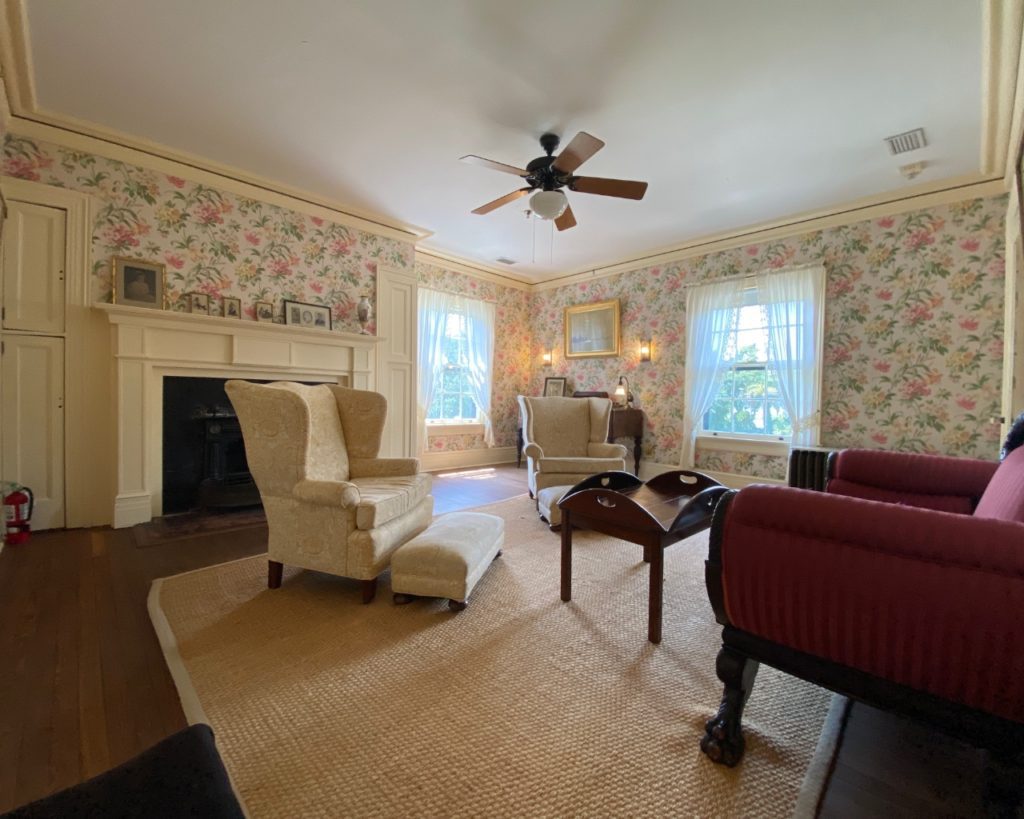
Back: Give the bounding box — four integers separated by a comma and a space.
2, 131, 1008, 476
2, 134, 413, 332
531, 196, 1007, 475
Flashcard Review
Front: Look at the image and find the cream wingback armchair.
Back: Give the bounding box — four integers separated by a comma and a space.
517, 395, 627, 498
226, 380, 433, 603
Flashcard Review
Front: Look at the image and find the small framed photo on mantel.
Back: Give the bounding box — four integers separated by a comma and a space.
222, 296, 241, 319
186, 292, 210, 314
255, 301, 274, 322
112, 256, 165, 310
284, 299, 332, 330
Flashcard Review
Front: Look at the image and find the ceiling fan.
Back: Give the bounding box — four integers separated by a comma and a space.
460, 132, 648, 231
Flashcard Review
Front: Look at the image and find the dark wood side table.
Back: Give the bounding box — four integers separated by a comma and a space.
558, 470, 727, 644
610, 407, 644, 475
516, 406, 645, 474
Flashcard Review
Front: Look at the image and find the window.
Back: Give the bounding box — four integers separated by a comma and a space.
681, 266, 824, 466
426, 311, 480, 424
703, 300, 794, 440
417, 288, 497, 445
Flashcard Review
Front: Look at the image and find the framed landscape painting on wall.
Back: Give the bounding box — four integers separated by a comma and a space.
564, 299, 620, 358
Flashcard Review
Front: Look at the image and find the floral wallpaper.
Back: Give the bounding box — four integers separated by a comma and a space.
416, 259, 533, 452
531, 196, 1008, 477
2, 134, 413, 331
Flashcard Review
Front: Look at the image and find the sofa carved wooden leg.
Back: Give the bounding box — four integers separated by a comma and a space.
448, 599, 467, 612
361, 577, 377, 604
268, 560, 283, 589
700, 645, 760, 767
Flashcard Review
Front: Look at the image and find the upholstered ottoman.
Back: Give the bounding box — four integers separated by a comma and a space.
537, 484, 573, 529
391, 512, 504, 611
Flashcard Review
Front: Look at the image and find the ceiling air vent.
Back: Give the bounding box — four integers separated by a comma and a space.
495, 257, 516, 265
884, 128, 927, 155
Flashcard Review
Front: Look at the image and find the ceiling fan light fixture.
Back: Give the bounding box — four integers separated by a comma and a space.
529, 190, 568, 220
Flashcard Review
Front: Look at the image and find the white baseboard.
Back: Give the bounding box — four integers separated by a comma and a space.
113, 491, 152, 529
638, 460, 786, 488
421, 446, 518, 473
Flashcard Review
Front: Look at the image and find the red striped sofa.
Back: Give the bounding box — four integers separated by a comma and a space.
700, 443, 1024, 791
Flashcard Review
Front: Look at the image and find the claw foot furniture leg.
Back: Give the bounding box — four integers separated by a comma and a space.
700, 645, 760, 766
268, 560, 283, 589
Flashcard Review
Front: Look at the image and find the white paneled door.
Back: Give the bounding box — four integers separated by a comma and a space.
1, 334, 65, 530
0, 195, 68, 531
1, 200, 66, 334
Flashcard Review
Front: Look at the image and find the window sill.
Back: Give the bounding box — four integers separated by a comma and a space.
427, 422, 484, 437
696, 434, 788, 456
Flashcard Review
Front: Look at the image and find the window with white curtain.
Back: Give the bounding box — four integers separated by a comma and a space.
417, 288, 496, 445
427, 311, 480, 424
681, 265, 825, 466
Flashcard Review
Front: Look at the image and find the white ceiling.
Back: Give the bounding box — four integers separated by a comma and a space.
24, 0, 983, 282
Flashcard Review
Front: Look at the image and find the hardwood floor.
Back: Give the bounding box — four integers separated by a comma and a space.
0, 464, 1000, 815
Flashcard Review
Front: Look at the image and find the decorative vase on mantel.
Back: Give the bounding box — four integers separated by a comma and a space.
357, 295, 372, 334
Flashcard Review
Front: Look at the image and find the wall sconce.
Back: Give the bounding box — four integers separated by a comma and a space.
541, 349, 553, 368
639, 338, 652, 363
613, 376, 633, 408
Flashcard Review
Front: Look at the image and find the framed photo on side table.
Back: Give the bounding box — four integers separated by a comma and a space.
543, 376, 568, 397
112, 256, 165, 309
284, 299, 332, 330
223, 296, 241, 318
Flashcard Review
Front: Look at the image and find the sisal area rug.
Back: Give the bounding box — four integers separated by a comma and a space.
150, 496, 844, 818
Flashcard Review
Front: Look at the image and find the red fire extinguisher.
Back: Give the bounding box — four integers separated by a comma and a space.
3, 483, 33, 545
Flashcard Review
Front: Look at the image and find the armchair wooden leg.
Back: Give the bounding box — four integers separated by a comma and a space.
700, 645, 760, 767
361, 577, 377, 604
268, 560, 283, 589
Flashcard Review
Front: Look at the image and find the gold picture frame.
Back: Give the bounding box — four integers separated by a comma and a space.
564, 298, 621, 358
111, 256, 166, 310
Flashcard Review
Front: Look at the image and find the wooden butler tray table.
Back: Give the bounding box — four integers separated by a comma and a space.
558, 470, 728, 644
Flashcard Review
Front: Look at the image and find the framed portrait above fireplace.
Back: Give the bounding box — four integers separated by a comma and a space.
564, 299, 620, 358
112, 256, 165, 310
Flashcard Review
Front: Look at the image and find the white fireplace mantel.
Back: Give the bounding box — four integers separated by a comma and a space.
97, 303, 383, 528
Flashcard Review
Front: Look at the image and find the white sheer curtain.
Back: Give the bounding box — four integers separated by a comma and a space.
464, 296, 497, 446
757, 265, 825, 447
416, 288, 458, 450
680, 277, 744, 466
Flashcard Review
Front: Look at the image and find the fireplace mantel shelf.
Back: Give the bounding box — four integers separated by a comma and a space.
97, 301, 381, 528
94, 302, 384, 345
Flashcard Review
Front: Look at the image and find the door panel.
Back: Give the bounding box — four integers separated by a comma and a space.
1, 334, 65, 530
1, 201, 66, 333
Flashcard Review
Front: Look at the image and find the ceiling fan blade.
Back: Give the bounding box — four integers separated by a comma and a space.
570, 176, 648, 200
460, 155, 530, 177
555, 204, 577, 231
471, 187, 532, 215
551, 132, 605, 174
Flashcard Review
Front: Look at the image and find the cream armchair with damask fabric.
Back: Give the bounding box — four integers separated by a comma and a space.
225, 380, 433, 603
517, 395, 627, 498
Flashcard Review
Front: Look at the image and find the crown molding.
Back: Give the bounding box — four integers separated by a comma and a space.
415, 248, 532, 291
532, 176, 1007, 291
982, 0, 1024, 175
0, 0, 35, 113
9, 115, 432, 244
3, 0, 1021, 288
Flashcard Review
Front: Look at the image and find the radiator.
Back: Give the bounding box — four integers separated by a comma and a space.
787, 447, 833, 491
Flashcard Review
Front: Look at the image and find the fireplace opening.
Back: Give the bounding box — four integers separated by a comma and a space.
162, 376, 264, 515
